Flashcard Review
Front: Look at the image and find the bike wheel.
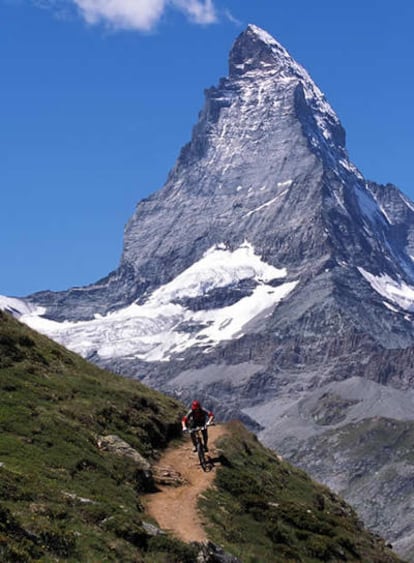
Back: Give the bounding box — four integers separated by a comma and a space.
197, 441, 207, 471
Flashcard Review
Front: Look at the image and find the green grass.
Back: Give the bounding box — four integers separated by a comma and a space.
199, 421, 403, 562
0, 310, 193, 561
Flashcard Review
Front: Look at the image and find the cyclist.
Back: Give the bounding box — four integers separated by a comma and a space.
182, 400, 214, 452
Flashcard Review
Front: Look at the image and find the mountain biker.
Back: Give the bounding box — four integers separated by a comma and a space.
182, 400, 214, 452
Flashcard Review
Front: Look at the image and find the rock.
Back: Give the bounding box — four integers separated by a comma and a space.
142, 521, 165, 536
97, 434, 151, 475
62, 492, 96, 504
152, 465, 186, 487
195, 541, 241, 563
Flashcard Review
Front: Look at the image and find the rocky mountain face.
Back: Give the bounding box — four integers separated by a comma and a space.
3, 24, 414, 559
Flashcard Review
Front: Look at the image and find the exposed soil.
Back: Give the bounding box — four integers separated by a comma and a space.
145, 424, 228, 542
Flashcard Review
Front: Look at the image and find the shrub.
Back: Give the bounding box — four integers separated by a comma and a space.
147, 535, 198, 562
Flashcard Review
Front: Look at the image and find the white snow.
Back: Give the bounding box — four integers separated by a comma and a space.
147, 241, 287, 305
277, 180, 293, 188
241, 24, 340, 154
383, 301, 399, 313
338, 158, 363, 179
355, 185, 386, 224
401, 194, 414, 214
0, 296, 39, 317
245, 190, 288, 218
247, 24, 279, 48
190, 280, 297, 343
1, 242, 298, 363
359, 268, 414, 312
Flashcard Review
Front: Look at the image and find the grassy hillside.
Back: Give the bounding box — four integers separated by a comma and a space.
0, 310, 403, 562
200, 422, 402, 562
0, 310, 196, 561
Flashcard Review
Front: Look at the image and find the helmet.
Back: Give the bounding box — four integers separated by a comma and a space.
191, 400, 201, 410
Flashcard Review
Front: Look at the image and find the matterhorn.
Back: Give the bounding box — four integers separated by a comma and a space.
3, 25, 414, 559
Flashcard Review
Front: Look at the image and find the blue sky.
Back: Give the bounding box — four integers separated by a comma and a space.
1, 0, 414, 296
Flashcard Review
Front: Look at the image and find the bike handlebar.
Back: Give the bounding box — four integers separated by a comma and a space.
188, 421, 214, 433
189, 426, 206, 433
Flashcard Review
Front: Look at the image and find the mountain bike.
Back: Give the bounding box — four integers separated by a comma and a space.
189, 424, 211, 471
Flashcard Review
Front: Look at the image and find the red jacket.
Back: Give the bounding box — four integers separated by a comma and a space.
182, 407, 214, 428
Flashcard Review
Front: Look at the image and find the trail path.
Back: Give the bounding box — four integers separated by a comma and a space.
145, 424, 227, 543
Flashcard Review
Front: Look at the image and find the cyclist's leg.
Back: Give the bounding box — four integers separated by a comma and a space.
190, 430, 197, 451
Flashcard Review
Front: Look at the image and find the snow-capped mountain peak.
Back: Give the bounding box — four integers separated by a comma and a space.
9, 25, 414, 332
229, 23, 293, 77
3, 25, 414, 553
229, 24, 344, 152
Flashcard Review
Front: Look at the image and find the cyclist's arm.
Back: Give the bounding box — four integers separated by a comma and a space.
182, 410, 192, 431
203, 408, 214, 425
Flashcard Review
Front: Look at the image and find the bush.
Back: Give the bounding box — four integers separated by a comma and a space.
39, 527, 77, 558
103, 513, 147, 548
147, 535, 198, 562
265, 519, 295, 546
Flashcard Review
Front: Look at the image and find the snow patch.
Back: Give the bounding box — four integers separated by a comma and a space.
383, 301, 399, 313
245, 191, 288, 218
359, 268, 414, 312
147, 241, 287, 305
277, 180, 293, 188
0, 296, 40, 317
247, 24, 280, 48
9, 242, 298, 363
355, 186, 386, 224
401, 194, 414, 214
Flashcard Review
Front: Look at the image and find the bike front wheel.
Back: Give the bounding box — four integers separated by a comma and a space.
197, 441, 207, 471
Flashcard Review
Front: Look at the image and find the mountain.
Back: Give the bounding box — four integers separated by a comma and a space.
3, 24, 414, 559
0, 310, 402, 562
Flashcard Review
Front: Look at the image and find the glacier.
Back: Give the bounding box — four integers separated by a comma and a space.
1, 242, 297, 362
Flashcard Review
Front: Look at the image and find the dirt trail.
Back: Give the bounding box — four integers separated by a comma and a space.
145, 424, 227, 543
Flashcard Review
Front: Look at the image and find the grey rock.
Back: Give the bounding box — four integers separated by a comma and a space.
152, 465, 186, 487
97, 434, 151, 475
142, 521, 166, 536
195, 540, 241, 563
